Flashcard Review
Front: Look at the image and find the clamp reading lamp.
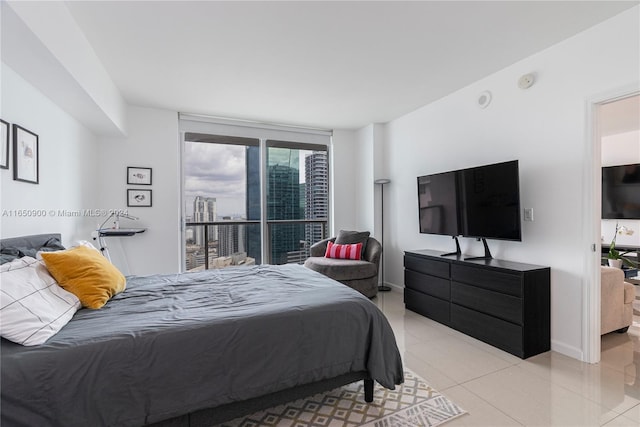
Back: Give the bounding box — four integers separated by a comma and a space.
93, 212, 145, 262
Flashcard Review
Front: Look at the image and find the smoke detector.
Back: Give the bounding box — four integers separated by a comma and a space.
518, 73, 535, 89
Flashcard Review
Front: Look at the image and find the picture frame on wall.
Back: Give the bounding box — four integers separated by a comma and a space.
127, 189, 152, 207
13, 124, 39, 184
0, 119, 8, 169
127, 167, 152, 185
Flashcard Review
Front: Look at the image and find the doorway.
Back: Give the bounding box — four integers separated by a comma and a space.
589, 92, 640, 363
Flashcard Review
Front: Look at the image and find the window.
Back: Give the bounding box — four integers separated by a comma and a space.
180, 115, 331, 270
183, 134, 260, 270
267, 141, 328, 264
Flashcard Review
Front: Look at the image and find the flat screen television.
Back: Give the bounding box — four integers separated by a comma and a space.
417, 160, 522, 241
417, 171, 460, 236
602, 163, 640, 219
458, 160, 522, 241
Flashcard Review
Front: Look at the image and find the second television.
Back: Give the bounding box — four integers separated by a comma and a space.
418, 160, 522, 241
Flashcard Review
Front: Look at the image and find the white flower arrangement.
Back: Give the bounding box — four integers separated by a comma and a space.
607, 223, 636, 268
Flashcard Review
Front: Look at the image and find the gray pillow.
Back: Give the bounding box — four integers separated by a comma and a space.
0, 237, 66, 264
335, 230, 370, 258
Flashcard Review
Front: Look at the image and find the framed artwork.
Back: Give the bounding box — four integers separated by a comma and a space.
13, 124, 39, 184
127, 167, 152, 185
127, 189, 152, 207
0, 119, 8, 169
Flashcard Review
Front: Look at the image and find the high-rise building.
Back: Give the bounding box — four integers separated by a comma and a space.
305, 152, 328, 250
268, 148, 304, 265
219, 216, 246, 257
244, 147, 328, 265
193, 196, 217, 246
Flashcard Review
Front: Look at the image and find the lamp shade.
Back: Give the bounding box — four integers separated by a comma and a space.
374, 178, 390, 184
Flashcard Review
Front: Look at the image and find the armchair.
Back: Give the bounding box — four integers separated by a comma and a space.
304, 237, 381, 298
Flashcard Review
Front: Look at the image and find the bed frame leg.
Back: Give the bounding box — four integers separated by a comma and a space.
364, 379, 374, 402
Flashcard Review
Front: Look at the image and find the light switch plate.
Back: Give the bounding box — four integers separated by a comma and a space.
524, 208, 534, 221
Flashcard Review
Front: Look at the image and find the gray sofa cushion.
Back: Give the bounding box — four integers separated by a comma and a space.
335, 230, 370, 257
304, 257, 377, 281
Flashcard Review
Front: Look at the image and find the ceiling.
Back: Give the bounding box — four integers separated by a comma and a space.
64, 1, 638, 130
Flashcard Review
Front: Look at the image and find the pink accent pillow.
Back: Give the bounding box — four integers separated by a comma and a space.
324, 241, 363, 260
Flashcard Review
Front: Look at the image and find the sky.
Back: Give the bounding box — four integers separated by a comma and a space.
184, 142, 314, 219
184, 142, 247, 218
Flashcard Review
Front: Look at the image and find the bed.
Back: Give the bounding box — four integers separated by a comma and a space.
0, 234, 403, 427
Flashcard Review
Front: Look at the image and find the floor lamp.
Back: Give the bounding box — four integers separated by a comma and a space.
375, 178, 391, 292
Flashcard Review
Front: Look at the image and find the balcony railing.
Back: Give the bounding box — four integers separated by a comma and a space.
185, 219, 328, 270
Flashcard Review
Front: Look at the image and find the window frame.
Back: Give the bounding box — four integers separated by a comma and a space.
179, 114, 332, 270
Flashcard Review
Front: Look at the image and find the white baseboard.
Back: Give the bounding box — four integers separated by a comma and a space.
551, 339, 584, 362
382, 281, 403, 291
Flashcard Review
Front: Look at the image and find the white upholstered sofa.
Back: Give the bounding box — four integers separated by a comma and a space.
601, 265, 635, 335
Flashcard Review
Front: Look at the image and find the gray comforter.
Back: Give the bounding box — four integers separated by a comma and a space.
1, 264, 403, 427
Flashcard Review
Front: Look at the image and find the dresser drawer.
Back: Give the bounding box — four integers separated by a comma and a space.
403, 252, 549, 359
404, 288, 450, 326
405, 269, 450, 300
451, 304, 523, 357
451, 282, 522, 324
405, 254, 449, 279
451, 264, 522, 297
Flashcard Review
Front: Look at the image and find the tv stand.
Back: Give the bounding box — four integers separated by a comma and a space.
404, 249, 550, 358
464, 237, 493, 260
441, 236, 461, 257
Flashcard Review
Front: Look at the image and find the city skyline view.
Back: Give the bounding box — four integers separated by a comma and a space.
184, 142, 317, 219
184, 142, 247, 219
183, 138, 328, 268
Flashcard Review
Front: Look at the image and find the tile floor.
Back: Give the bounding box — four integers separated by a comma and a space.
374, 287, 640, 426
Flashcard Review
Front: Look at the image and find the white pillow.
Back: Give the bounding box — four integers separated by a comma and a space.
72, 240, 100, 252
0, 256, 81, 346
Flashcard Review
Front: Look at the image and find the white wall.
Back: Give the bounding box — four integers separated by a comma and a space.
602, 130, 640, 167
355, 125, 375, 234
331, 127, 378, 237
378, 7, 639, 359
331, 129, 358, 233
0, 64, 99, 245
1, 63, 179, 276
97, 106, 180, 275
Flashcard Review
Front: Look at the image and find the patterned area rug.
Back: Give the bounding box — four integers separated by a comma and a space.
217, 370, 467, 427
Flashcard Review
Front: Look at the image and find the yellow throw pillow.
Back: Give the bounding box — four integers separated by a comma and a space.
41, 245, 126, 309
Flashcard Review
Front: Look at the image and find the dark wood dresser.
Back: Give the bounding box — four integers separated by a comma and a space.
404, 249, 550, 359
